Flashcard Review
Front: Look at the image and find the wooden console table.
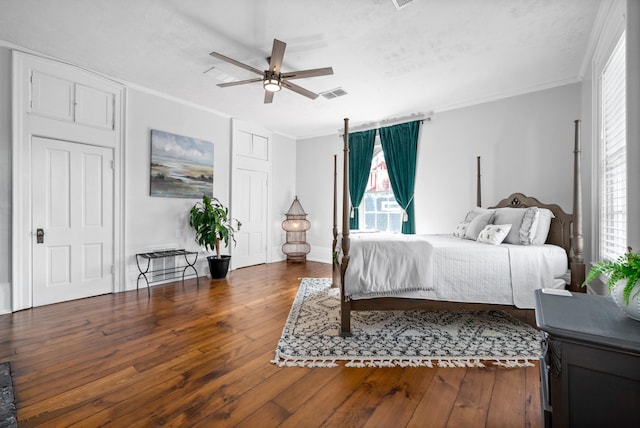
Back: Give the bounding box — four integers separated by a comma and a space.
535, 289, 640, 427
135, 249, 199, 296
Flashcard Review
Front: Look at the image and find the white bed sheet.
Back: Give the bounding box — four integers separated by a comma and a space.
344, 233, 568, 309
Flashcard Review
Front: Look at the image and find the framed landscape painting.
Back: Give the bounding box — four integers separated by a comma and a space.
150, 129, 214, 198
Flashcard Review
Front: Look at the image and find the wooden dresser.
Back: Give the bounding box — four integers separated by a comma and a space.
534, 289, 640, 428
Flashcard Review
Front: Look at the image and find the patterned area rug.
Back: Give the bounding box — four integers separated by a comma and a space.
0, 362, 17, 427
272, 278, 542, 368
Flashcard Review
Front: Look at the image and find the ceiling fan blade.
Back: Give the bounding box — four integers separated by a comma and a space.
209, 51, 263, 76
281, 67, 334, 80
217, 77, 263, 88
282, 80, 319, 100
268, 39, 286, 73
264, 91, 274, 104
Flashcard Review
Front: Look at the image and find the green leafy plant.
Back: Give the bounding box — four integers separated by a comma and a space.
188, 195, 236, 258
583, 247, 640, 305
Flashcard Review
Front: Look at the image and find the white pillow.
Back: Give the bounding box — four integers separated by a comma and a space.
477, 224, 512, 245
464, 211, 494, 240
519, 207, 540, 245
453, 222, 469, 238
492, 208, 526, 244
464, 207, 493, 223
532, 208, 555, 245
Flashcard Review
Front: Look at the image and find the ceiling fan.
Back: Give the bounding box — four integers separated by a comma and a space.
209, 39, 334, 104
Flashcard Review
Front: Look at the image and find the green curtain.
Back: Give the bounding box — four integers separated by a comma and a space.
379, 121, 420, 234
348, 129, 376, 229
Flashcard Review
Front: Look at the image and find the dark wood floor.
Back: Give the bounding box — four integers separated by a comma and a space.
0, 261, 542, 427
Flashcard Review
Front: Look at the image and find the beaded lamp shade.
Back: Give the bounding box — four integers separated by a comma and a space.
282, 197, 311, 262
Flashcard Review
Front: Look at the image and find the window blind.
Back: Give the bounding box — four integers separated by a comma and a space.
600, 33, 626, 261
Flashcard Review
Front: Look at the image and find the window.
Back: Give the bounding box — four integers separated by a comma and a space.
599, 32, 626, 262
360, 148, 402, 233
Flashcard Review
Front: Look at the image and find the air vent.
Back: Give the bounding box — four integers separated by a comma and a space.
391, 0, 414, 10
320, 87, 348, 100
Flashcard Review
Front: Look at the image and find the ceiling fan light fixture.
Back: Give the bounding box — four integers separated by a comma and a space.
263, 78, 281, 92
263, 71, 282, 92
211, 39, 332, 103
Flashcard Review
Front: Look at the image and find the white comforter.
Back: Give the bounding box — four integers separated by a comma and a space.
344, 233, 568, 309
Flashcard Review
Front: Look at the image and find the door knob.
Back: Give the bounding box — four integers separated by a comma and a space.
36, 228, 45, 244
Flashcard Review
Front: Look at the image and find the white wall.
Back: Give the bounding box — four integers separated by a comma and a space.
124, 89, 296, 288
297, 84, 582, 263
296, 134, 344, 263
419, 83, 581, 233
123, 89, 231, 287
271, 132, 297, 261
0, 47, 11, 310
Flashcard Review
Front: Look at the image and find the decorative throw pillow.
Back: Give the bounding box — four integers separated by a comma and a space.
464, 211, 494, 240
453, 222, 469, 238
519, 207, 540, 245
477, 224, 512, 245
532, 208, 555, 245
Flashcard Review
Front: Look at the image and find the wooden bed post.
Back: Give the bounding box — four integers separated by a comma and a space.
570, 119, 586, 292
476, 156, 482, 207
340, 118, 352, 336
332, 155, 340, 288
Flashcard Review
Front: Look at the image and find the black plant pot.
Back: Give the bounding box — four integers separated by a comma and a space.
207, 255, 231, 280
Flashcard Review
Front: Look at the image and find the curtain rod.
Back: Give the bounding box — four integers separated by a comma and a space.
338, 112, 433, 136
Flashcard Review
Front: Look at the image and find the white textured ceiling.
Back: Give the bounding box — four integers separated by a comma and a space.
0, 0, 600, 138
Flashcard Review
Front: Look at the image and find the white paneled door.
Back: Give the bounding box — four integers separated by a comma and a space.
233, 168, 268, 268
231, 119, 272, 269
31, 137, 114, 306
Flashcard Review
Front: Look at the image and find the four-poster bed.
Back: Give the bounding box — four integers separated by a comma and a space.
334, 118, 585, 336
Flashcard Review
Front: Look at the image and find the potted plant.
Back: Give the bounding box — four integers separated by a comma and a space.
189, 195, 236, 279
583, 247, 640, 321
